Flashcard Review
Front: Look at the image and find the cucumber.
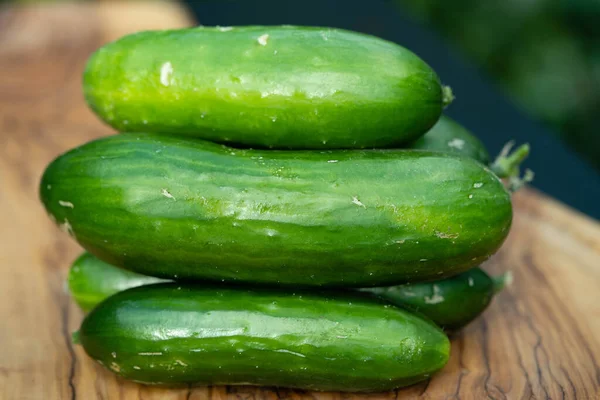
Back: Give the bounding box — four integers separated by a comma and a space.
408, 116, 533, 182
40, 133, 512, 287
363, 268, 510, 331
84, 26, 446, 149
75, 283, 450, 391
68, 253, 166, 312
69, 252, 507, 331
408, 116, 490, 164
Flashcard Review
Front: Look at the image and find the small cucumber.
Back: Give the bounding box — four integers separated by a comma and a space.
40, 133, 512, 287
408, 115, 490, 164
68, 253, 166, 312
76, 283, 449, 391
84, 26, 446, 149
363, 268, 510, 331
409, 116, 533, 183
68, 252, 507, 331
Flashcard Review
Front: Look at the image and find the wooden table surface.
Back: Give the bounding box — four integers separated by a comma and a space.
1, 2, 599, 399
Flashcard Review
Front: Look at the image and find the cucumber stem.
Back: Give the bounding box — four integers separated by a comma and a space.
442, 85, 455, 108
492, 271, 513, 294
491, 141, 530, 178
508, 168, 535, 192
490, 141, 534, 192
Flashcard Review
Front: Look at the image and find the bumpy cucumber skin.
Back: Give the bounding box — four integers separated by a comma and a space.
68, 253, 166, 312
84, 26, 443, 149
78, 283, 449, 391
40, 133, 512, 287
67, 121, 492, 308
408, 116, 490, 164
363, 267, 497, 331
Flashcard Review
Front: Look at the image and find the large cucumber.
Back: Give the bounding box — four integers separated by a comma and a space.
75, 283, 449, 391
408, 115, 490, 164
68, 252, 507, 331
84, 26, 446, 149
40, 133, 512, 287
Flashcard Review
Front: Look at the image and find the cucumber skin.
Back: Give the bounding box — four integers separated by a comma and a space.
84, 26, 443, 149
363, 267, 498, 331
69, 253, 501, 331
40, 133, 512, 287
409, 116, 490, 165
78, 283, 449, 391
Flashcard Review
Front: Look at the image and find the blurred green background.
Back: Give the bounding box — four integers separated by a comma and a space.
397, 0, 600, 170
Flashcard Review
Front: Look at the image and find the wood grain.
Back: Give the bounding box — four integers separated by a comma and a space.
1, 3, 599, 399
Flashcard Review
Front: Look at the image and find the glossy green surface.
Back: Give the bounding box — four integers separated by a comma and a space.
77, 283, 449, 391
68, 253, 166, 312
84, 26, 443, 149
40, 133, 512, 287
363, 267, 506, 331
408, 116, 490, 164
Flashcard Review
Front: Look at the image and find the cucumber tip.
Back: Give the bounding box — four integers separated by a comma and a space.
442, 85, 455, 108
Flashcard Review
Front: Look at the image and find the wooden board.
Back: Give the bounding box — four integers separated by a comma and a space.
1, 3, 599, 399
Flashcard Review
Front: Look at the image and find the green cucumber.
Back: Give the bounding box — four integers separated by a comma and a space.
84, 26, 446, 149
408, 115, 490, 164
69, 252, 508, 331
40, 133, 512, 287
76, 283, 449, 391
68, 253, 166, 312
408, 116, 533, 182
363, 268, 510, 331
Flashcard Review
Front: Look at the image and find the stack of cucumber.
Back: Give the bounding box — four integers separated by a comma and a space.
40, 26, 530, 392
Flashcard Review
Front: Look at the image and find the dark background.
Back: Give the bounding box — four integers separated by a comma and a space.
185, 0, 600, 219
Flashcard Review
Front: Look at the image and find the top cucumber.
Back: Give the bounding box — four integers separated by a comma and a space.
84, 26, 446, 149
